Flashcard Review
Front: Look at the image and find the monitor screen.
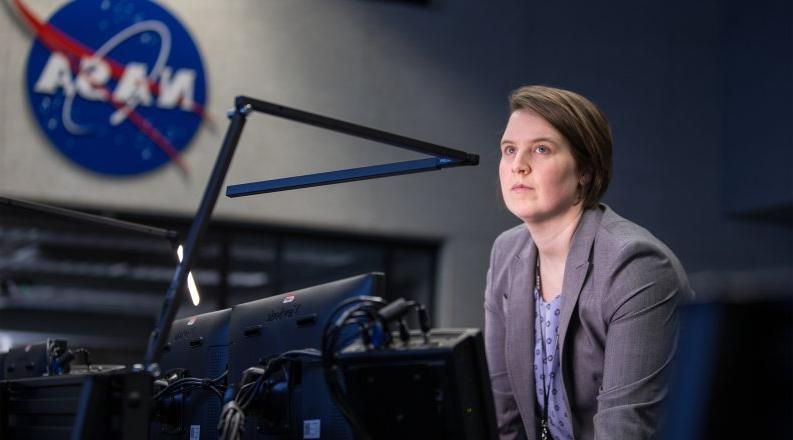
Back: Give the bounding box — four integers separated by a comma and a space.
228, 272, 385, 440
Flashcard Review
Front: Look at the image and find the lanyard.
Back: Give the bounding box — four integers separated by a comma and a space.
536, 258, 555, 440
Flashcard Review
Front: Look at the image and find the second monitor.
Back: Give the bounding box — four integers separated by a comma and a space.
228, 272, 385, 439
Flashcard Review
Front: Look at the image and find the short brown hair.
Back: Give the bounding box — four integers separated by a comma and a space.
509, 85, 612, 209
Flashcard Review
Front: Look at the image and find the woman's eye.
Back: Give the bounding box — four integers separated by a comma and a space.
503, 146, 516, 155
534, 145, 549, 154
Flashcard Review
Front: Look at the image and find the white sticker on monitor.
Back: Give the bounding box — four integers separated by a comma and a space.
190, 425, 200, 440
303, 419, 321, 439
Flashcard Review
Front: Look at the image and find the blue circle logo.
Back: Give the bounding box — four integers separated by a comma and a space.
21, 0, 207, 176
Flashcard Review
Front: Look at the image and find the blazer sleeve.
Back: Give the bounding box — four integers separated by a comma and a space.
484, 243, 527, 440
593, 240, 690, 439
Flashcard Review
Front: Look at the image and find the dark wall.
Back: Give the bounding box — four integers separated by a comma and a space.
721, 0, 792, 216
508, 0, 791, 291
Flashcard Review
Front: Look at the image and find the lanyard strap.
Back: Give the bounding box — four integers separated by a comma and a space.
536, 258, 552, 425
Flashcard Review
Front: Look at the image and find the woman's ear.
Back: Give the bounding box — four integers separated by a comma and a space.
579, 171, 592, 187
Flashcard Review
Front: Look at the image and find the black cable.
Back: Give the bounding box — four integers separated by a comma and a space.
321, 298, 390, 440
72, 348, 91, 370
323, 299, 384, 359
219, 349, 323, 440
320, 296, 434, 440
417, 304, 431, 343
155, 380, 223, 402
398, 318, 410, 345
154, 370, 227, 402
219, 400, 245, 440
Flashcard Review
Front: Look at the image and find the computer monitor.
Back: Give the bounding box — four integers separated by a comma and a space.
228, 272, 385, 439
151, 307, 232, 439
2, 369, 153, 439
337, 328, 498, 440
3, 339, 68, 380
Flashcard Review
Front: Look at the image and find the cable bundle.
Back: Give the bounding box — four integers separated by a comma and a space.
218, 349, 322, 440
153, 370, 228, 403
321, 296, 432, 440
216, 295, 432, 440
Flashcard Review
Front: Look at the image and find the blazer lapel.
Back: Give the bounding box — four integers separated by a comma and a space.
556, 208, 602, 435
505, 237, 538, 436
558, 208, 603, 362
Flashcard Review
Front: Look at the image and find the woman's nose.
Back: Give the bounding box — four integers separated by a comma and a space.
511, 150, 531, 174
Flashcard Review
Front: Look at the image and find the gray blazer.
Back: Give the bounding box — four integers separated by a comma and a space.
484, 205, 693, 440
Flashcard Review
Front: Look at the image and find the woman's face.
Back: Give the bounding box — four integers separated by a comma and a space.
499, 109, 581, 224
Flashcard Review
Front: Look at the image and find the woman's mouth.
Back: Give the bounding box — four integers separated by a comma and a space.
511, 184, 533, 191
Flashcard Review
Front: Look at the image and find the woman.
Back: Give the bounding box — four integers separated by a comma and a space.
484, 85, 693, 440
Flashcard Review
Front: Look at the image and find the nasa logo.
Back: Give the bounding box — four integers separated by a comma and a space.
16, 0, 208, 176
